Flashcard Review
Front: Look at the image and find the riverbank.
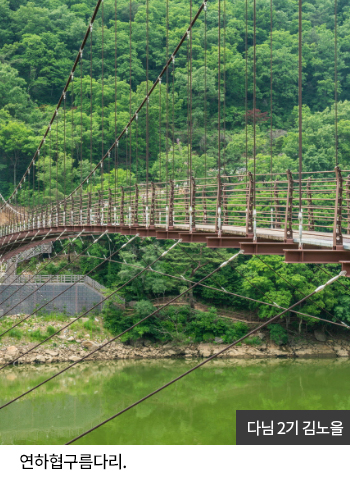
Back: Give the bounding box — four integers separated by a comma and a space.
1, 334, 350, 365
1, 314, 350, 365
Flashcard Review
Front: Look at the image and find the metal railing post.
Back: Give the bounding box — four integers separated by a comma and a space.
150, 182, 155, 228
134, 184, 139, 226
120, 186, 125, 226
215, 173, 222, 235
306, 177, 314, 230
284, 169, 294, 242
190, 175, 196, 233
333, 166, 343, 249
245, 172, 254, 237
168, 180, 174, 230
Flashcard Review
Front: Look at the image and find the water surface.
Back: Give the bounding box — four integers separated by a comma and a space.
1, 358, 350, 445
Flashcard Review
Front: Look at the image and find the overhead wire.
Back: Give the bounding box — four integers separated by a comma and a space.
0, 239, 184, 407
254, 254, 350, 331
66, 1, 207, 200
0, 234, 142, 370
0, 232, 113, 330
87, 252, 349, 330
65, 269, 345, 444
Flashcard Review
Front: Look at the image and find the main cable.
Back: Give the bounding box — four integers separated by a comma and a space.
87, 253, 350, 330
0, 232, 112, 333
0, 239, 184, 408
65, 269, 345, 444
0, 234, 141, 370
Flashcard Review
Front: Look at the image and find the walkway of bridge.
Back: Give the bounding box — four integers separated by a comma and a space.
1, 167, 350, 273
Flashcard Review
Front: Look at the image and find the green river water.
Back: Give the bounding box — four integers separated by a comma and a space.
1, 357, 350, 445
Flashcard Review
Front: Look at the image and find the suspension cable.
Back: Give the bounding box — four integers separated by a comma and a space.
65, 269, 345, 444
298, 0, 302, 211
66, 1, 206, 200
253, 0, 256, 208
335, 0, 338, 167
0, 232, 112, 329
0, 239, 183, 408
0, 235, 142, 370
270, 0, 273, 181
87, 253, 350, 330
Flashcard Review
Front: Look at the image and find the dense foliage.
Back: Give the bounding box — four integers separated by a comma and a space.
21, 234, 350, 344
0, 0, 349, 197
3, 0, 350, 343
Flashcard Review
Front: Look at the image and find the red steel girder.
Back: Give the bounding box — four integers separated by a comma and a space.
206, 236, 254, 248
240, 242, 299, 255
119, 227, 139, 235
284, 249, 350, 264
137, 228, 159, 238
180, 232, 220, 243
340, 262, 350, 276
156, 230, 182, 240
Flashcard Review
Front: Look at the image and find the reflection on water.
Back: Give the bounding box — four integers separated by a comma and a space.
1, 357, 350, 445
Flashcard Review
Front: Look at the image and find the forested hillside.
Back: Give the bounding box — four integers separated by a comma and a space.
1, 0, 349, 195
2, 0, 350, 344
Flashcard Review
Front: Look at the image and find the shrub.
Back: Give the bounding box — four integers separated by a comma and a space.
222, 322, 249, 343
9, 328, 22, 340
243, 336, 262, 346
29, 329, 46, 341
268, 324, 288, 345
83, 319, 99, 332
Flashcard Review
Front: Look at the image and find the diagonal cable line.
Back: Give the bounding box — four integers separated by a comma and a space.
253, 254, 349, 329
0, 229, 69, 300
0, 233, 138, 339
64, 269, 346, 444
0, 230, 111, 323
0, 241, 236, 409
89, 254, 350, 330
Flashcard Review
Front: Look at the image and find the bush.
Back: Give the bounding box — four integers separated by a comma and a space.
46, 326, 56, 335
29, 329, 46, 341
243, 336, 262, 346
42, 311, 69, 322
9, 328, 22, 340
83, 319, 100, 332
222, 322, 249, 343
268, 324, 288, 345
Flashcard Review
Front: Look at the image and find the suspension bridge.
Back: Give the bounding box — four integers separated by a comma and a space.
1, 0, 349, 445
0, 0, 349, 272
